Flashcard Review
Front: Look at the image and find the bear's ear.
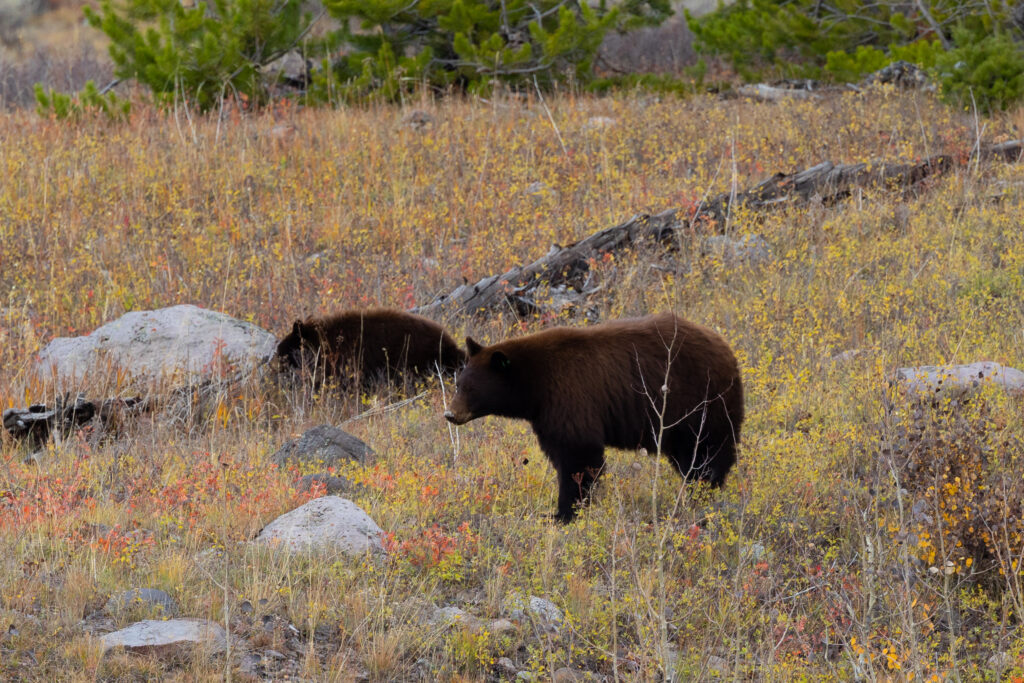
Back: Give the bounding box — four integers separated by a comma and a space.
490, 351, 511, 371
291, 320, 302, 334
466, 337, 483, 357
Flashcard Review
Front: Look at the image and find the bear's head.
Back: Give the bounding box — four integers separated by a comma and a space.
444, 337, 529, 425
276, 319, 327, 370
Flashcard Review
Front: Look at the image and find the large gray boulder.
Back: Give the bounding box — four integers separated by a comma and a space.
34, 304, 276, 390
895, 362, 1024, 400
256, 496, 384, 555
100, 618, 227, 657
0, 0, 44, 38
270, 425, 373, 469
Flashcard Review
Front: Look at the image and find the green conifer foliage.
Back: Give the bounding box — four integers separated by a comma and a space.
320, 0, 671, 99
83, 0, 314, 111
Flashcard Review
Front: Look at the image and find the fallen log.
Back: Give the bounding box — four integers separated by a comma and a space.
415, 140, 1023, 317
3, 394, 151, 446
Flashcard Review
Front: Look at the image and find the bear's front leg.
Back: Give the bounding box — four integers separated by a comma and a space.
553, 447, 606, 523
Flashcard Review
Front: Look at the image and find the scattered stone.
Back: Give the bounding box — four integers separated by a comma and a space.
35, 304, 276, 390
830, 349, 862, 363
0, 0, 44, 42
987, 651, 1011, 674
489, 618, 517, 635
553, 667, 601, 682
496, 656, 519, 678
267, 123, 298, 141
864, 60, 934, 91
429, 606, 483, 631
707, 654, 729, 675
238, 652, 263, 678
100, 618, 227, 657
270, 425, 373, 470
104, 588, 178, 617
402, 109, 434, 131
895, 362, 1024, 400
701, 234, 772, 266
516, 672, 540, 682
255, 496, 385, 555
745, 542, 766, 562
507, 594, 563, 628
263, 51, 311, 89
583, 116, 616, 131
523, 181, 559, 203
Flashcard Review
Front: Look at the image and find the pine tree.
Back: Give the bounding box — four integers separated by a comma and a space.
320, 0, 672, 99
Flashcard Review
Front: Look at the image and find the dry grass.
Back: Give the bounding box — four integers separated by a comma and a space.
1, 87, 1024, 680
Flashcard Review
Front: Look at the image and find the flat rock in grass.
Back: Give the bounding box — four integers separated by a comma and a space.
496, 657, 519, 678
35, 304, 276, 390
100, 618, 227, 657
895, 362, 1024, 400
256, 496, 384, 555
104, 588, 178, 617
429, 606, 483, 631
701, 234, 772, 266
553, 667, 604, 682
506, 594, 563, 628
270, 425, 373, 470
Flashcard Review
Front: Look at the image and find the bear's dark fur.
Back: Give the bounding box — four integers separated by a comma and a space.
277, 308, 465, 389
444, 313, 744, 522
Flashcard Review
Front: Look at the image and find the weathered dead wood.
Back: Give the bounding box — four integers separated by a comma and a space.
696, 154, 956, 226
415, 140, 1023, 317
414, 210, 683, 317
3, 395, 151, 445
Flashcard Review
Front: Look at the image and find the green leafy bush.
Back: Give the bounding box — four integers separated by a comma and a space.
320, 0, 672, 100
688, 0, 1016, 82
935, 29, 1024, 115
82, 0, 316, 111
34, 80, 131, 120
824, 41, 944, 83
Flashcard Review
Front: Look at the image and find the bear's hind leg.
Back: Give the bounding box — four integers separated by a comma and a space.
553, 446, 606, 524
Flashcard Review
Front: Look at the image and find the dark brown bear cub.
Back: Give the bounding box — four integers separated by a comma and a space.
277, 308, 465, 389
444, 313, 744, 523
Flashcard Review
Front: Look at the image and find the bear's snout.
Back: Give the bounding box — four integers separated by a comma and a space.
444, 409, 468, 425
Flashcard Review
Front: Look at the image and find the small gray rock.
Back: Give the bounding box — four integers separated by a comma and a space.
271, 425, 373, 469
523, 181, 559, 203
402, 109, 434, 131
506, 594, 563, 627
489, 618, 516, 635
701, 234, 772, 266
552, 667, 599, 682
895, 362, 1024, 400
100, 618, 227, 657
104, 588, 178, 617
707, 654, 729, 675
429, 606, 482, 630
256, 495, 384, 555
583, 116, 617, 131
496, 656, 519, 678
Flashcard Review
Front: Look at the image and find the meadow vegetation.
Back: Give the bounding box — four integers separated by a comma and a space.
1, 86, 1024, 680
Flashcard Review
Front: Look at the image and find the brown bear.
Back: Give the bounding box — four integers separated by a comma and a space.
277, 308, 465, 389
444, 313, 743, 522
